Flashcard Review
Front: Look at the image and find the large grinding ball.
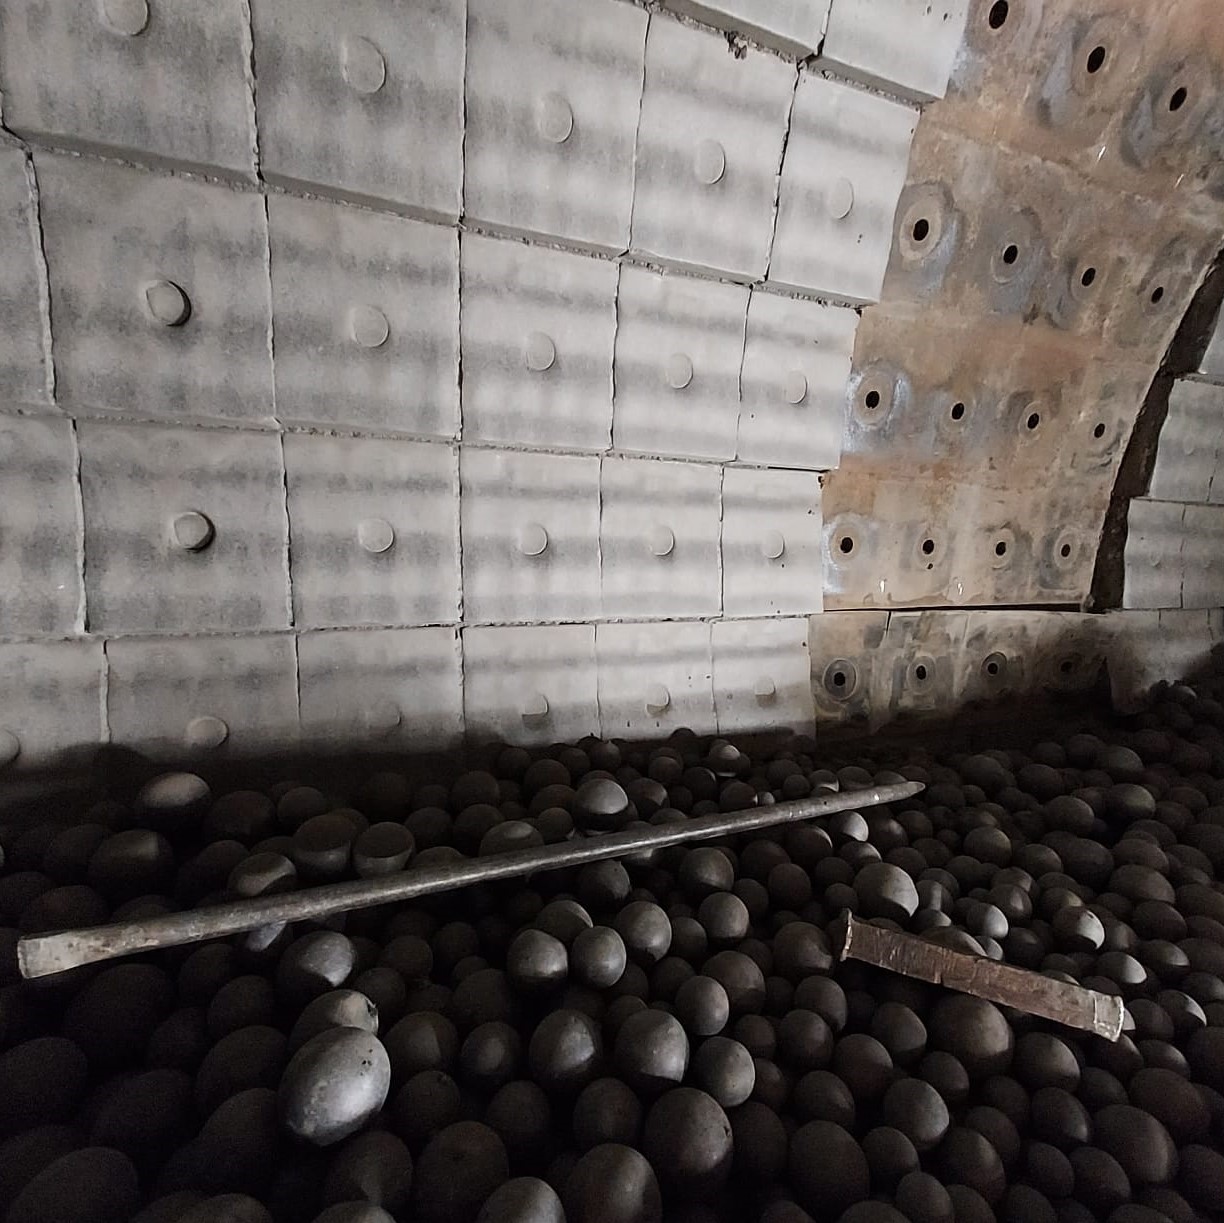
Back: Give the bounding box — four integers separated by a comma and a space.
321, 1129, 413, 1213
62, 963, 174, 1068
535, 901, 594, 947
563, 1144, 662, 1223
882, 1077, 950, 1152
895, 1171, 953, 1223
614, 1009, 689, 1096
507, 930, 569, 995
929, 995, 1014, 1077
275, 933, 357, 1008
289, 989, 379, 1054
412, 1121, 509, 1223
196, 1025, 287, 1116
1127, 1067, 1210, 1144
528, 1009, 603, 1095
853, 863, 920, 922
788, 1121, 869, 1219
1092, 1104, 1178, 1185
485, 1080, 551, 1164
679, 849, 735, 899
1177, 1144, 1224, 1212
615, 902, 672, 967
571, 926, 627, 990
777, 1010, 834, 1071
477, 1177, 566, 1223
831, 1034, 894, 1103
1187, 1027, 1224, 1090
729, 1100, 787, 1183
573, 780, 631, 832
572, 1078, 643, 1149
702, 950, 766, 1016
6, 1146, 140, 1223
642, 1087, 733, 1200
137, 772, 211, 831
862, 1126, 920, 1190
674, 976, 730, 1037
88, 1067, 193, 1169
1070, 1146, 1132, 1216
772, 923, 834, 982
692, 1037, 756, 1109
392, 1071, 461, 1149
278, 1028, 391, 1146
938, 1127, 1006, 1204
0, 1035, 88, 1135
1012, 1032, 1080, 1092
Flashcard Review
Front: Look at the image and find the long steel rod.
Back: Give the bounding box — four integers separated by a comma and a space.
18, 781, 922, 979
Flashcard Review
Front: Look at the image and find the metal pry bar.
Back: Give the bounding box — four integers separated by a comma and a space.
19, 782, 924, 979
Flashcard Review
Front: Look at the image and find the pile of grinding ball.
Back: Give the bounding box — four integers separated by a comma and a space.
2, 674, 1224, 1223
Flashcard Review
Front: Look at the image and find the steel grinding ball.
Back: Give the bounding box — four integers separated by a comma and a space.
939, 1126, 1006, 1204
615, 901, 673, 966
853, 862, 920, 921
929, 995, 1014, 1077
411, 1121, 509, 1223
0, 1035, 88, 1135
572, 1077, 643, 1150
321, 1129, 413, 1213
6, 1146, 140, 1223
729, 1100, 787, 1183
278, 1027, 391, 1146
571, 926, 627, 990
179, 1195, 273, 1223
772, 922, 833, 981
476, 1177, 566, 1223
692, 1036, 755, 1108
528, 1009, 603, 1095
882, 1076, 950, 1152
788, 1120, 869, 1219
702, 950, 766, 1017
288, 989, 379, 1054
392, 1070, 462, 1148
563, 1143, 662, 1223
1092, 1103, 1178, 1186
642, 1087, 733, 1200
613, 1008, 689, 1095
895, 1170, 954, 1223
275, 932, 357, 1007
573, 779, 631, 832
507, 929, 569, 995
674, 975, 730, 1037
831, 1034, 894, 1102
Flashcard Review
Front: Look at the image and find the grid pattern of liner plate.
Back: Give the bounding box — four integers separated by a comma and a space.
0, 0, 947, 761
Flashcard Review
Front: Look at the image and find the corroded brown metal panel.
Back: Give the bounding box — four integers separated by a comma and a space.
824, 0, 1224, 612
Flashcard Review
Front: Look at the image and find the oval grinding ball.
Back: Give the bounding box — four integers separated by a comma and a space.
411, 1121, 509, 1223
278, 1028, 391, 1146
6, 1146, 140, 1223
478, 1177, 566, 1223
564, 1144, 662, 1223
642, 1087, 733, 1200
